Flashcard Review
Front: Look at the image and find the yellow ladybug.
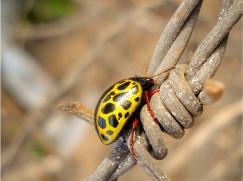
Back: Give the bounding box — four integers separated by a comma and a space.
94, 77, 156, 147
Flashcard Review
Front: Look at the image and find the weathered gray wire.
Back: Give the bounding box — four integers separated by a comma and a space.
1, 0, 164, 173
86, 0, 203, 180
85, 0, 242, 180
124, 0, 241, 179
153, 2, 201, 82
187, 0, 242, 94
85, 138, 129, 181
148, 0, 203, 75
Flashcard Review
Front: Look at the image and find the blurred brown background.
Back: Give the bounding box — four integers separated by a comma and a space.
1, 0, 242, 180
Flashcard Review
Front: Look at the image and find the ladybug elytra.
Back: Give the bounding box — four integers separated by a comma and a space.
94, 77, 158, 159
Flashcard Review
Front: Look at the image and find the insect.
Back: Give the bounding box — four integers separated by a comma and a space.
94, 76, 160, 160
94, 66, 173, 160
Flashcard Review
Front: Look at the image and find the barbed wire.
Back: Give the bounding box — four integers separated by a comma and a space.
4, 0, 241, 180
59, 0, 241, 180
1, 0, 166, 173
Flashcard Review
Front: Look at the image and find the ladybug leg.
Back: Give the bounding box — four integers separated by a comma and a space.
143, 89, 160, 124
148, 88, 160, 98
130, 118, 139, 160
130, 89, 159, 160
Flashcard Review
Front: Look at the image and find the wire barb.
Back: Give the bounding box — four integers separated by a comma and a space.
59, 0, 241, 180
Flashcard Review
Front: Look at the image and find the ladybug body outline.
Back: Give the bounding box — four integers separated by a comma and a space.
94, 77, 154, 145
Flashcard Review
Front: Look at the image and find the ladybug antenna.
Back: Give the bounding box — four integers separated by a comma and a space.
150, 66, 174, 79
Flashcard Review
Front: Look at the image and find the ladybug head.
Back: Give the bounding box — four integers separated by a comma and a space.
130, 77, 154, 90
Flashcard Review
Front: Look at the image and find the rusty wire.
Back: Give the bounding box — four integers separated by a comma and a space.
80, 0, 242, 180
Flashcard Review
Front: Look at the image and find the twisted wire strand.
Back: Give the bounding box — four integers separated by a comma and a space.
187, 0, 242, 85
153, 1, 202, 82
108, 0, 203, 179
85, 0, 242, 180
123, 0, 241, 179
148, 0, 203, 75
86, 0, 203, 179
137, 64, 202, 161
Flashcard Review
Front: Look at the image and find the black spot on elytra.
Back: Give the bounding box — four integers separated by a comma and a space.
125, 112, 129, 118
119, 80, 126, 84
106, 130, 113, 135
113, 92, 127, 102
101, 134, 109, 141
135, 97, 140, 102
108, 115, 119, 128
117, 81, 130, 90
120, 100, 132, 110
132, 85, 139, 94
101, 103, 115, 114
103, 91, 115, 103
118, 112, 122, 118
97, 116, 106, 129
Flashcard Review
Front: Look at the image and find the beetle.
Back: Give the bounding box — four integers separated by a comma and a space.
94, 76, 160, 160
94, 66, 173, 160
